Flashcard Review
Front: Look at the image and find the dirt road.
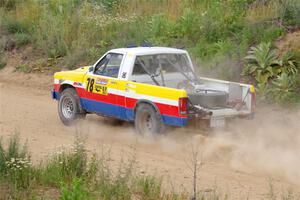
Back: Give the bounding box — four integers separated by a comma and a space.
0, 64, 299, 199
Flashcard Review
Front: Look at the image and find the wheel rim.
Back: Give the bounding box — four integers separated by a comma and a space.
61, 96, 75, 119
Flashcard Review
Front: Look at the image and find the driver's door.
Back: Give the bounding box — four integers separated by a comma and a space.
81, 53, 124, 118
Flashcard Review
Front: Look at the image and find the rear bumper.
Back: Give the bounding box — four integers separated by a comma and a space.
188, 109, 255, 121
51, 89, 59, 100
187, 111, 254, 129
206, 108, 253, 119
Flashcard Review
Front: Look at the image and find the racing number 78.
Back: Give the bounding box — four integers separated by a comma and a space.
86, 78, 94, 92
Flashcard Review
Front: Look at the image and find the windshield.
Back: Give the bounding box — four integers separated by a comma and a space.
131, 53, 198, 87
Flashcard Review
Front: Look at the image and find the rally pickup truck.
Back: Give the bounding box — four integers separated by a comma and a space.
52, 46, 256, 134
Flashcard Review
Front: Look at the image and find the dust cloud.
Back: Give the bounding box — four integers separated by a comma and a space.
201, 106, 300, 186
72, 106, 300, 187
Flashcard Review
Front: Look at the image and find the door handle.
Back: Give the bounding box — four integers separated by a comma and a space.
125, 83, 136, 88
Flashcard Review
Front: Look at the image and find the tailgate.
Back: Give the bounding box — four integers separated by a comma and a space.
198, 77, 256, 116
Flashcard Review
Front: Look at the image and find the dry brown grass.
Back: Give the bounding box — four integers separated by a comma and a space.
276, 30, 300, 55
246, 0, 281, 23
116, 0, 183, 20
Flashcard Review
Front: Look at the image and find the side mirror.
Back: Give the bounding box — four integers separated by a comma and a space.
88, 66, 94, 72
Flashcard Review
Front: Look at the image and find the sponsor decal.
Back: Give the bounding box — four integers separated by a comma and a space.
95, 85, 108, 95
96, 78, 108, 85
73, 82, 83, 87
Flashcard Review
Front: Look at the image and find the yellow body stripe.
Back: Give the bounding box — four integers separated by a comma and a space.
55, 67, 187, 101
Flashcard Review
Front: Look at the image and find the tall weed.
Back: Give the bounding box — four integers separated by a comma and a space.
0, 133, 32, 189
60, 178, 92, 200
37, 137, 87, 186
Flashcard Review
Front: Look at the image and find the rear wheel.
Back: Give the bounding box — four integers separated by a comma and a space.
58, 88, 85, 126
134, 103, 164, 135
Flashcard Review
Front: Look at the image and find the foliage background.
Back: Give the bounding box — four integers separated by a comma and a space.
0, 0, 300, 105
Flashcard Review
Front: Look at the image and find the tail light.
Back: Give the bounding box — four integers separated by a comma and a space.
250, 86, 256, 112
178, 97, 188, 116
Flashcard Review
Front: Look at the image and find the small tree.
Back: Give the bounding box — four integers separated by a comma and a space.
269, 72, 299, 105
243, 42, 299, 105
243, 42, 280, 84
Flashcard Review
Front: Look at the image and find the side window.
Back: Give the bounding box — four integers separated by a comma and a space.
132, 55, 158, 76
132, 62, 147, 75
94, 53, 123, 78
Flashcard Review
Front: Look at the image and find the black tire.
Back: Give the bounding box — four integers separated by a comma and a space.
134, 103, 164, 135
58, 88, 86, 126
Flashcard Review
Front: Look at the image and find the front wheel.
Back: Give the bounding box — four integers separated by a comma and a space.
58, 88, 85, 126
134, 103, 165, 135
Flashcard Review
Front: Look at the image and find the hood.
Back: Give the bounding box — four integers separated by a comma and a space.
54, 66, 91, 83
74, 66, 91, 72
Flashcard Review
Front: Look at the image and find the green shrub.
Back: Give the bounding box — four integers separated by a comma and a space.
281, 0, 300, 27
149, 14, 174, 45
255, 83, 270, 102
5, 157, 33, 189
0, 133, 30, 173
37, 138, 87, 186
269, 73, 299, 106
33, 12, 69, 58
244, 42, 300, 105
60, 178, 92, 200
177, 8, 200, 41
0, 0, 18, 10
244, 42, 280, 84
65, 49, 87, 69
15, 64, 31, 73
87, 47, 103, 63
97, 157, 134, 200
14, 33, 30, 47
260, 26, 284, 43
92, 0, 123, 11
135, 176, 162, 200
2, 17, 28, 34
0, 61, 6, 70
279, 52, 299, 75
0, 52, 6, 70
0, 133, 32, 189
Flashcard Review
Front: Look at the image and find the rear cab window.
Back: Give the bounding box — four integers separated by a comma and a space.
130, 53, 193, 87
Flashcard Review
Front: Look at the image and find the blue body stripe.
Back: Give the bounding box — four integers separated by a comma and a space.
51, 90, 60, 100
162, 115, 188, 126
81, 98, 187, 127
80, 98, 128, 120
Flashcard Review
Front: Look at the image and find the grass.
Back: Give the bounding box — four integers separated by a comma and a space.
0, 61, 6, 70
2, 16, 28, 34
0, 133, 186, 199
15, 64, 31, 73
14, 33, 30, 48
0, 52, 6, 69
0, 41, 6, 70
0, 133, 299, 199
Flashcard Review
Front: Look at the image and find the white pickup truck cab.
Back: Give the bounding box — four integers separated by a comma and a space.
52, 46, 256, 134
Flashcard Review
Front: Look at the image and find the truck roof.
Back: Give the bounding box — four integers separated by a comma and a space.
109, 46, 187, 55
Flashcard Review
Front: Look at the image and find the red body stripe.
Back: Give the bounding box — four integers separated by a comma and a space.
54, 84, 60, 92
55, 84, 185, 118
